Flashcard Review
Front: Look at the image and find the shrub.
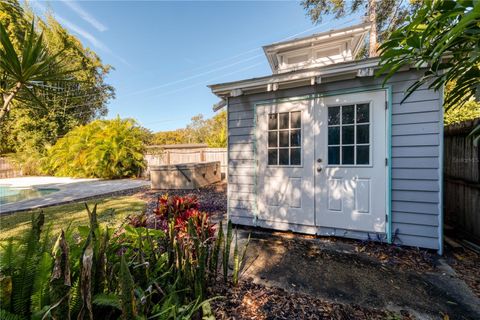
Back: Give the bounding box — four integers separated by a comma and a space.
44, 117, 147, 179
131, 194, 215, 238
0, 196, 248, 319
444, 100, 480, 126
7, 149, 47, 176
129, 194, 250, 290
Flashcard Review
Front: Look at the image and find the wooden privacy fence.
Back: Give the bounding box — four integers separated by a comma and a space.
0, 157, 22, 179
444, 119, 480, 244
144, 144, 228, 177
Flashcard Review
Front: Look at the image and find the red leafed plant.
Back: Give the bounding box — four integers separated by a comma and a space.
129, 194, 215, 239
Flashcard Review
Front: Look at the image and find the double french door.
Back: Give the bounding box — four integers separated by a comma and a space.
256, 90, 387, 233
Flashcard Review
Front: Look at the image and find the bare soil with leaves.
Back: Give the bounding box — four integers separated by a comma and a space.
352, 240, 437, 272
210, 279, 414, 320
446, 249, 480, 299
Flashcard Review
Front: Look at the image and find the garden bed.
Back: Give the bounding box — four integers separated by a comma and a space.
138, 183, 480, 318
2, 183, 479, 319
141, 182, 227, 222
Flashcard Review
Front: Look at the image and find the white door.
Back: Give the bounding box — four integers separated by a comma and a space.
314, 90, 387, 233
256, 100, 315, 226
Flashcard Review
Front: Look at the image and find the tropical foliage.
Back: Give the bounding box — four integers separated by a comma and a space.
0, 19, 73, 121
0, 0, 114, 157
444, 101, 480, 126
378, 0, 480, 143
0, 195, 248, 319
152, 111, 227, 148
443, 81, 480, 126
45, 117, 148, 179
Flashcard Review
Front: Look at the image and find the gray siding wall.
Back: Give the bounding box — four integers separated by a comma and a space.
227, 70, 443, 250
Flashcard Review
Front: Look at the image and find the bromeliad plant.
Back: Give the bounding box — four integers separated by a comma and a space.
128, 194, 249, 291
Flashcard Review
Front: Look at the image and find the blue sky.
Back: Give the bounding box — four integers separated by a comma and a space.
30, 1, 364, 132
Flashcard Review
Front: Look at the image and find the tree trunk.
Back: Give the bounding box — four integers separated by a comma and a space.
368, 0, 378, 57
0, 82, 22, 122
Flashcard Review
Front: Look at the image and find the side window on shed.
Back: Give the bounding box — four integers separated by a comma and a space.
267, 111, 302, 166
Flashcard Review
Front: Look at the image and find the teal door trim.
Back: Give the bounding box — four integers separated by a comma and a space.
251, 85, 393, 241
438, 85, 445, 255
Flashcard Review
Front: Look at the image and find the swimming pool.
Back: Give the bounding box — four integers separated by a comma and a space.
0, 185, 60, 205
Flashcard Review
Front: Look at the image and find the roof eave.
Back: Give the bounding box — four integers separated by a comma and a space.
209, 57, 382, 99
262, 22, 371, 52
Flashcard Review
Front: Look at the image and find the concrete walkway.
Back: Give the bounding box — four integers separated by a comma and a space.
0, 176, 149, 214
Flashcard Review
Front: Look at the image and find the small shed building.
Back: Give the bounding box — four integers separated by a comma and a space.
209, 23, 444, 253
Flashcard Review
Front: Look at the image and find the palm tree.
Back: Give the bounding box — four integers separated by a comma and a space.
0, 20, 75, 122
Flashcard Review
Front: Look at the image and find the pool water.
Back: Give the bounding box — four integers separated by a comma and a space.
0, 186, 60, 205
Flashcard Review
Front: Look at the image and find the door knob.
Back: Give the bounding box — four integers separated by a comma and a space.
317, 158, 323, 163
317, 167, 323, 172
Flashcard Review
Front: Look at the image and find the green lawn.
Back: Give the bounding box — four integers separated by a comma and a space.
0, 195, 146, 241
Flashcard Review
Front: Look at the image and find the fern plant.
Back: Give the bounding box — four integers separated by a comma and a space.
1, 198, 248, 319
10, 214, 45, 317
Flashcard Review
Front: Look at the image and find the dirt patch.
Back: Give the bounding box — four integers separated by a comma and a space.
252, 229, 438, 273
238, 232, 480, 319
445, 249, 480, 299
211, 280, 412, 320
352, 240, 437, 272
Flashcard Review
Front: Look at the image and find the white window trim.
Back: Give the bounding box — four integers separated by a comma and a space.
267, 111, 304, 167
326, 101, 373, 168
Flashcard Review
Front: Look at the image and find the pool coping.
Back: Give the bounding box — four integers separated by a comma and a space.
0, 178, 149, 214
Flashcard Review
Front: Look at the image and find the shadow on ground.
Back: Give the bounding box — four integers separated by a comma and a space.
238, 230, 480, 319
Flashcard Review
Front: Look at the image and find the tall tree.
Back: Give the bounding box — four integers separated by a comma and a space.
0, 0, 114, 155
301, 0, 422, 57
205, 111, 227, 148
152, 111, 227, 147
